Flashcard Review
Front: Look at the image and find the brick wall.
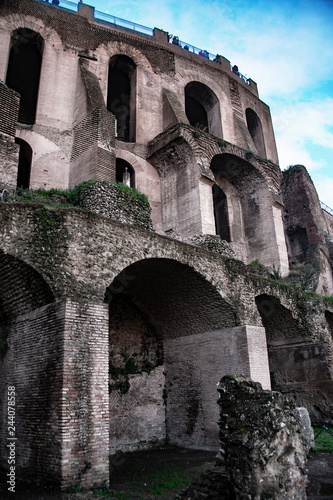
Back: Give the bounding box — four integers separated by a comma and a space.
0, 301, 65, 484
0, 83, 19, 138
0, 83, 20, 189
0, 298, 110, 489
164, 326, 270, 449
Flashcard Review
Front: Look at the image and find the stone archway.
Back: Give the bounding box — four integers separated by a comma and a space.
185, 81, 222, 138
0, 253, 60, 483
210, 153, 288, 272
6, 28, 44, 125
255, 293, 332, 417
246, 107, 266, 158
105, 257, 269, 450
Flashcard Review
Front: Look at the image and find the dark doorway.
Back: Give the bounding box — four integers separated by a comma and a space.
15, 138, 32, 189
116, 158, 135, 188
6, 29, 43, 125
185, 81, 222, 137
185, 95, 208, 132
107, 55, 136, 142
246, 108, 266, 158
212, 184, 230, 242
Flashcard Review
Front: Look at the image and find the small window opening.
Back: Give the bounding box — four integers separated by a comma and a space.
287, 226, 308, 263
116, 158, 135, 188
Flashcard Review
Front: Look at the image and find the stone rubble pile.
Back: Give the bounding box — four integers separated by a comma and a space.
77, 180, 154, 231
179, 375, 314, 500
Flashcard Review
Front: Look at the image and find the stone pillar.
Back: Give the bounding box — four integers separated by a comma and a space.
271, 196, 289, 277
198, 175, 216, 235
62, 299, 109, 489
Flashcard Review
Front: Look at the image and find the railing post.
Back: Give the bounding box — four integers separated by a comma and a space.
153, 28, 169, 44
78, 2, 95, 19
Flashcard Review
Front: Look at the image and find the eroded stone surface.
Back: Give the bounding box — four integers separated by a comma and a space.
217, 375, 313, 499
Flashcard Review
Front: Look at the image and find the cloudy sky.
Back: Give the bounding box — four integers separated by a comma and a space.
71, 0, 333, 205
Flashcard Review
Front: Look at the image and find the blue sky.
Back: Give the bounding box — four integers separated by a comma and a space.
82, 0, 333, 206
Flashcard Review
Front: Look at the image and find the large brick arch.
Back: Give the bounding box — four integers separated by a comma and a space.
0, 250, 55, 322
96, 40, 153, 72
105, 257, 237, 339
2, 14, 63, 52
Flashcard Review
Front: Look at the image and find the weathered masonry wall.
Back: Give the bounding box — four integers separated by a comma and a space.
0, 298, 110, 489
0, 0, 279, 194
164, 326, 270, 449
0, 83, 20, 189
0, 301, 64, 484
108, 296, 165, 452
0, 204, 333, 488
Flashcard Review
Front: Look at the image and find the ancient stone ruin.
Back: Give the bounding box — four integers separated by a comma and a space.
178, 376, 314, 499
0, 0, 332, 490
217, 376, 313, 500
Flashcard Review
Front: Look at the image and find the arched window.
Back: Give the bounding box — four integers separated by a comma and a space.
212, 184, 230, 242
6, 29, 44, 125
246, 108, 266, 158
185, 81, 222, 137
107, 55, 136, 142
116, 158, 135, 188
15, 138, 32, 189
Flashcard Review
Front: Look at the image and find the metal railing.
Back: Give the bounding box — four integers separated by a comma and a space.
35, 0, 77, 12
34, 0, 250, 81
321, 201, 333, 216
169, 36, 249, 83
95, 10, 153, 36
36, 0, 153, 35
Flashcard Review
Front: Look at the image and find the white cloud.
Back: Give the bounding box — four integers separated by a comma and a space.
310, 175, 333, 206
272, 98, 333, 171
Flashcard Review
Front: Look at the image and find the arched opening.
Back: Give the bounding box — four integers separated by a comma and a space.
0, 253, 55, 323
212, 184, 230, 242
210, 153, 276, 265
105, 258, 237, 451
15, 138, 32, 189
246, 108, 266, 158
185, 81, 222, 137
0, 253, 60, 482
116, 158, 135, 188
255, 294, 331, 417
6, 28, 44, 125
107, 55, 136, 142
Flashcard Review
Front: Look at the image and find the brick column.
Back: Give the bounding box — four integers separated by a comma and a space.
62, 299, 109, 489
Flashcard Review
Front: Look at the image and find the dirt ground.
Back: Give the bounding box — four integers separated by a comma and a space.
1, 447, 333, 499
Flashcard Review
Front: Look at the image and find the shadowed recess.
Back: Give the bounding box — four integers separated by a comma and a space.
105, 258, 236, 339
0, 252, 55, 321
